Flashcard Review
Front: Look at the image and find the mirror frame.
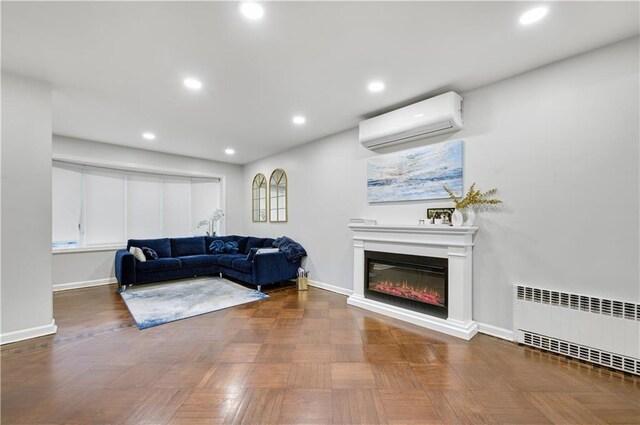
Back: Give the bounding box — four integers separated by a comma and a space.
251, 173, 267, 222
268, 168, 288, 223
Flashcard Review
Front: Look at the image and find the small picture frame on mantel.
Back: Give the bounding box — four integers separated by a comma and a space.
426, 208, 455, 220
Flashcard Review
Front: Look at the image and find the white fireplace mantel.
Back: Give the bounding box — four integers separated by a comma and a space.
347, 223, 479, 340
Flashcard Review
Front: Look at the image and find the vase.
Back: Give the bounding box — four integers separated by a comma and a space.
451, 209, 464, 227
464, 208, 476, 226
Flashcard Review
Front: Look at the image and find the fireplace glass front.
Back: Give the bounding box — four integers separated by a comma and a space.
364, 251, 448, 318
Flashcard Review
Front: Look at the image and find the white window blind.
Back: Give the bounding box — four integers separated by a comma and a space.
84, 169, 125, 245
191, 179, 221, 235
52, 166, 83, 246
127, 173, 162, 239
51, 162, 221, 249
162, 177, 192, 238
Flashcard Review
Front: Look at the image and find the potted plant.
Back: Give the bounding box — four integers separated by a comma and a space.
443, 183, 502, 226
197, 208, 225, 236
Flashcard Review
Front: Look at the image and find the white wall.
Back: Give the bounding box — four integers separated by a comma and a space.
51, 135, 244, 288
243, 37, 640, 332
1, 72, 56, 342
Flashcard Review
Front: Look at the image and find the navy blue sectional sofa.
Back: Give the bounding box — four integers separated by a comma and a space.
115, 235, 302, 291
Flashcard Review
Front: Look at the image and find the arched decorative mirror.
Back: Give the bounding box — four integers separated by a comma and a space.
269, 168, 287, 222
252, 173, 267, 222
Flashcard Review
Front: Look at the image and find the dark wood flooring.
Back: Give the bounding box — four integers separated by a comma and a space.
1, 283, 639, 424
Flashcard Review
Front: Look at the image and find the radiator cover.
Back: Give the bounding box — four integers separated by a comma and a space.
514, 285, 639, 375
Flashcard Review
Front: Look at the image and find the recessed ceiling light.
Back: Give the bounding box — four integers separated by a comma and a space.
225, 148, 235, 155
240, 2, 264, 20
142, 132, 156, 140
367, 81, 385, 93
519, 6, 548, 25
183, 78, 202, 90
292, 115, 306, 125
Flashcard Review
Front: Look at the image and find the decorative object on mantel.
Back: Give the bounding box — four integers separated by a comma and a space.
444, 183, 502, 226
197, 208, 225, 236
367, 140, 463, 203
349, 218, 377, 225
426, 208, 455, 225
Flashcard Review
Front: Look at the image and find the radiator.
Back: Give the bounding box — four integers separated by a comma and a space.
513, 285, 640, 375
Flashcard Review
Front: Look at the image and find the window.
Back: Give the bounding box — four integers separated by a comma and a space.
52, 162, 221, 249
127, 173, 162, 239
52, 165, 82, 246
84, 169, 126, 245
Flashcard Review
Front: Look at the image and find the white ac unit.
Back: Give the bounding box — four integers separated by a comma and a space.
359, 91, 463, 150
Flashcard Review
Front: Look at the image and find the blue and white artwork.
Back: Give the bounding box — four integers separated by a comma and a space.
367, 140, 463, 203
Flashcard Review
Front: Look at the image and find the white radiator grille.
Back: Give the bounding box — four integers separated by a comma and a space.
516, 285, 639, 321
514, 285, 639, 376
522, 331, 640, 375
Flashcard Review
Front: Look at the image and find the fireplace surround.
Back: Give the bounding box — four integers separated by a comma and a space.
348, 223, 479, 340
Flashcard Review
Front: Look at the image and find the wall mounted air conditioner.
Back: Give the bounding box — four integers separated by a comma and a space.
359, 91, 463, 150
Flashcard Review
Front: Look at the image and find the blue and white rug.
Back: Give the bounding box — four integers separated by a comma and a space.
120, 277, 268, 329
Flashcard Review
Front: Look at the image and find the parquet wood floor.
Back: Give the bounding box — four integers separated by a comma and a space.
1, 283, 639, 424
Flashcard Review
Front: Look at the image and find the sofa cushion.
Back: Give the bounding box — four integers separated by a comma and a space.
141, 247, 158, 260
231, 258, 253, 274
129, 246, 146, 262
236, 237, 249, 254
128, 238, 171, 258
209, 239, 226, 254
171, 237, 206, 257
136, 258, 181, 273
179, 255, 218, 269
263, 238, 276, 248
243, 237, 265, 254
216, 254, 245, 268
224, 241, 239, 254
205, 235, 239, 253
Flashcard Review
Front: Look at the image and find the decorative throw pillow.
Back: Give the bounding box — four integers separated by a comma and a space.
129, 246, 146, 262
223, 241, 239, 254
246, 247, 260, 262
209, 239, 226, 254
141, 247, 158, 260
256, 248, 279, 255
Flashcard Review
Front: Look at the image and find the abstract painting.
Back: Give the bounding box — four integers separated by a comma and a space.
367, 140, 463, 203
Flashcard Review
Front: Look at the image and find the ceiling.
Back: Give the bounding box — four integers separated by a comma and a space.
2, 2, 638, 165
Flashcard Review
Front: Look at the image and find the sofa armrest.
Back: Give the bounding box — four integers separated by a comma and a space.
252, 252, 300, 286
115, 249, 136, 285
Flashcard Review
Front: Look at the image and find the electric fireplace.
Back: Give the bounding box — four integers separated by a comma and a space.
364, 251, 448, 319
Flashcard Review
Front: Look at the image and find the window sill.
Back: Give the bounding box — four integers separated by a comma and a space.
52, 244, 126, 254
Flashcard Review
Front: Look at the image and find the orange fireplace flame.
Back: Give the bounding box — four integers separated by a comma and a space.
371, 280, 444, 306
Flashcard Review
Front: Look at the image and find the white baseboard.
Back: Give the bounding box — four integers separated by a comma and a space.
302, 280, 514, 342
307, 279, 353, 296
53, 277, 117, 292
477, 322, 514, 341
0, 319, 57, 345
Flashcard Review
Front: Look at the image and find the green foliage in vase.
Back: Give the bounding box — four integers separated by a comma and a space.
443, 183, 502, 210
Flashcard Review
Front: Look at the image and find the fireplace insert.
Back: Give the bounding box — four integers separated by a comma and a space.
364, 251, 448, 319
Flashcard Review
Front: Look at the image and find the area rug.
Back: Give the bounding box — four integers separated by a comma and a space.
120, 277, 268, 329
